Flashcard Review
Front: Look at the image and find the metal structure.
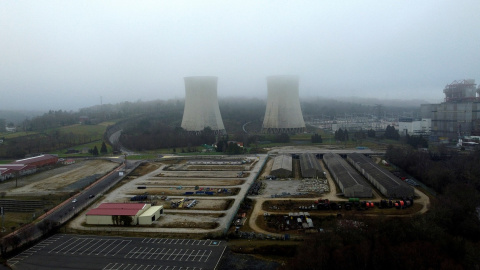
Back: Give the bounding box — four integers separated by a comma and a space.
181, 76, 226, 135
443, 79, 478, 103
270, 154, 292, 178
347, 153, 414, 198
299, 153, 323, 178
262, 75, 306, 134
323, 153, 372, 198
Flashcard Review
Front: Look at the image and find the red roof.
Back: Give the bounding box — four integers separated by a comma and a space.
12, 154, 58, 165
86, 203, 147, 216
0, 164, 35, 171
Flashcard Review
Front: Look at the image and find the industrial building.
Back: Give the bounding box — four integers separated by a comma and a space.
299, 153, 323, 178
12, 154, 59, 167
86, 203, 163, 226
270, 154, 292, 178
347, 153, 414, 198
0, 164, 37, 181
181, 76, 226, 135
323, 153, 372, 198
398, 118, 431, 136
262, 75, 306, 134
421, 79, 480, 140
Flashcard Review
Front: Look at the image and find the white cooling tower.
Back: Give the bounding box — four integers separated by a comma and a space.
262, 75, 306, 134
181, 76, 226, 135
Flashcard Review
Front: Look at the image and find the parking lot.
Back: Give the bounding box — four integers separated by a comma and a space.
8, 234, 226, 270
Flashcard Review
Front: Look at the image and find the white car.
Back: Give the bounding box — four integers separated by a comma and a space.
72, 199, 77, 203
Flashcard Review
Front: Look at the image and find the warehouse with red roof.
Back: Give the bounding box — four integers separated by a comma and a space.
12, 154, 59, 167
86, 203, 163, 225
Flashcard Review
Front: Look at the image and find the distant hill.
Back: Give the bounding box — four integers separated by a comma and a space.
301, 96, 436, 108
0, 110, 45, 124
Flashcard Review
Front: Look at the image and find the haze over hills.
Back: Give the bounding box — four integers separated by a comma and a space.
0, 110, 45, 124
0, 97, 429, 124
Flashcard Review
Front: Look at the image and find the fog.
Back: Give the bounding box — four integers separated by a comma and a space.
1, 1, 479, 111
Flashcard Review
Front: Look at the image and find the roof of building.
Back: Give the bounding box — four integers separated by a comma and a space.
0, 164, 35, 171
271, 154, 292, 172
348, 153, 413, 196
323, 153, 372, 196
299, 153, 323, 177
140, 206, 163, 217
86, 203, 148, 216
12, 154, 58, 164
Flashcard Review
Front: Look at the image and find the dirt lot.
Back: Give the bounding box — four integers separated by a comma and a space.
158, 171, 244, 178
127, 187, 240, 197
163, 198, 234, 211
5, 160, 119, 196
140, 179, 245, 186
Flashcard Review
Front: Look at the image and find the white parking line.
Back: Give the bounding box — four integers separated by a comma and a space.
97, 239, 118, 255
186, 249, 196, 261
65, 238, 88, 254
202, 250, 212, 262
171, 249, 183, 261
112, 240, 131, 257
166, 249, 177, 260
159, 248, 172, 260
141, 247, 155, 259
153, 248, 165, 260
147, 247, 160, 260
78, 238, 96, 255
49, 237, 80, 253
135, 247, 149, 259
125, 246, 139, 258
87, 239, 110, 255
178, 249, 189, 261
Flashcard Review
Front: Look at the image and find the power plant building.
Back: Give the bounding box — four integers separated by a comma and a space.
181, 76, 226, 135
323, 153, 372, 198
421, 79, 480, 140
270, 154, 293, 178
262, 75, 306, 134
347, 153, 414, 198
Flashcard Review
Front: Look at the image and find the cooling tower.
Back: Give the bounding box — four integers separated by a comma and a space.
262, 75, 306, 134
181, 76, 226, 135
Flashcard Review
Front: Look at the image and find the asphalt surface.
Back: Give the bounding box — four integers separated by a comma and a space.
8, 234, 226, 270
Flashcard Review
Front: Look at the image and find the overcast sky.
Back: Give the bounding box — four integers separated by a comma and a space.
1, 1, 479, 111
